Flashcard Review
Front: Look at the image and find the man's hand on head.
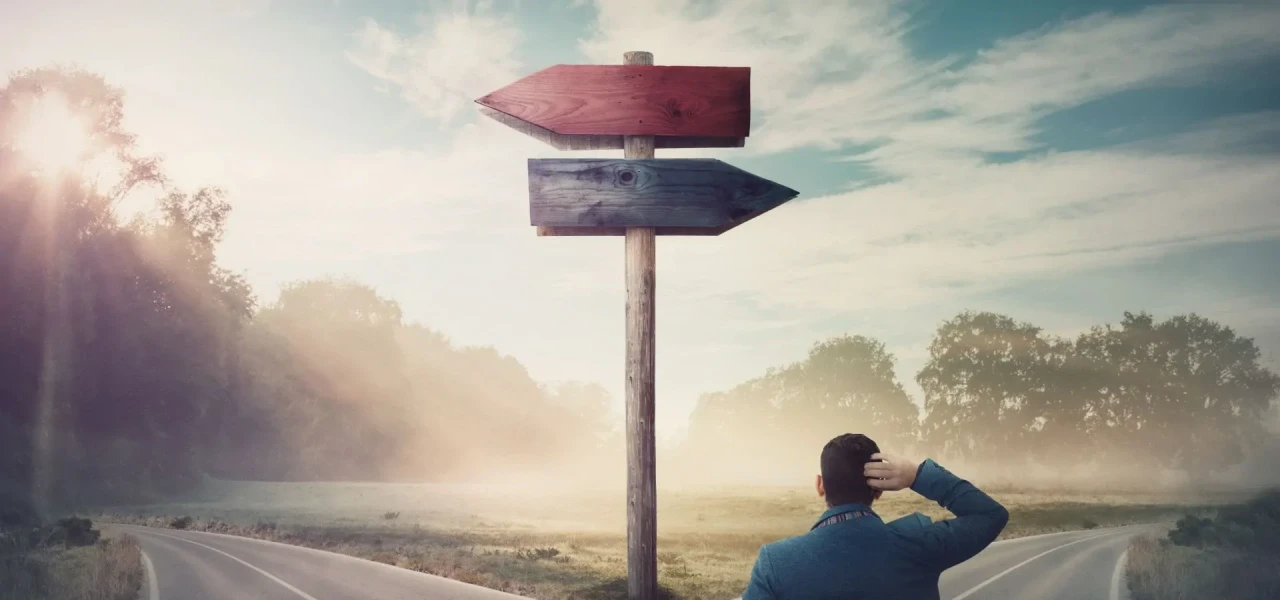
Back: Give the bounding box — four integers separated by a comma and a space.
864, 453, 921, 492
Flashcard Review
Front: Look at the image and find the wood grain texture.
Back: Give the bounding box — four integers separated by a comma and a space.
625, 226, 657, 600
528, 159, 800, 230
623, 49, 658, 600
479, 107, 744, 150
476, 64, 750, 138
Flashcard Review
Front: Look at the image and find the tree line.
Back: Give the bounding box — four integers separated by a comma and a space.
3, 67, 1276, 512
0, 67, 617, 510
684, 310, 1279, 485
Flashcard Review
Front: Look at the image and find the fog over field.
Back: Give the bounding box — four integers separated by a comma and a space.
4, 1, 1280, 598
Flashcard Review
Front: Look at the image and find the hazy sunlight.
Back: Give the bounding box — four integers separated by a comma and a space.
13, 92, 91, 174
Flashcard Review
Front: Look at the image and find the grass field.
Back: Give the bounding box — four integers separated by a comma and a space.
96, 479, 1237, 599
0, 532, 142, 600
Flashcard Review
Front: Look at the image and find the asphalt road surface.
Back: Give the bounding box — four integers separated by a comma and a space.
938, 524, 1152, 600
109, 523, 1153, 599
108, 524, 530, 600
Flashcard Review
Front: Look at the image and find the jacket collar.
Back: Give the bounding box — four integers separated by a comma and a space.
813, 502, 880, 529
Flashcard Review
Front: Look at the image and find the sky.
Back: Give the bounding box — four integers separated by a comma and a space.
2, 0, 1278, 443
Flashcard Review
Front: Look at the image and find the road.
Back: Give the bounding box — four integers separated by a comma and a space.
109, 523, 1153, 599
938, 525, 1152, 600
108, 524, 530, 600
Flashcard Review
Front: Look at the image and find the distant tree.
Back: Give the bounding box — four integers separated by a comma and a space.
780, 335, 920, 451
244, 278, 412, 480
0, 65, 631, 502
0, 66, 250, 505
1073, 312, 1279, 479
917, 311, 1061, 462
685, 372, 788, 479
546, 381, 616, 446
685, 334, 919, 478
0, 66, 164, 203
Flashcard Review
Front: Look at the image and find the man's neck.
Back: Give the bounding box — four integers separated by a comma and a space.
827, 501, 873, 509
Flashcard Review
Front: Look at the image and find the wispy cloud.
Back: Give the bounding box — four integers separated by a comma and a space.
313, 0, 1280, 338
554, 0, 1280, 306
216, 117, 557, 268
346, 0, 524, 126
579, 1, 1280, 174
103, 0, 1280, 432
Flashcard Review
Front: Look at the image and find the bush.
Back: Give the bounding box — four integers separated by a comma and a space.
1168, 489, 1280, 555
1128, 534, 1280, 600
169, 516, 193, 530
0, 535, 143, 600
382, 511, 400, 520
1081, 519, 1099, 530
1130, 488, 1280, 600
45, 517, 101, 548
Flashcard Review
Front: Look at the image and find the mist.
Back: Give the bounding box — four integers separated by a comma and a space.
2, 67, 1278, 519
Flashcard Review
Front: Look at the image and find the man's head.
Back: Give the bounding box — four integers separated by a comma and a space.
816, 433, 881, 507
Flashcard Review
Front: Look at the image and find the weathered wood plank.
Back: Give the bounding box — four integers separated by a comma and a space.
476, 64, 750, 138
479, 107, 744, 151
528, 159, 799, 231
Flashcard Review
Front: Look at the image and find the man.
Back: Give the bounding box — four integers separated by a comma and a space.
742, 433, 1009, 600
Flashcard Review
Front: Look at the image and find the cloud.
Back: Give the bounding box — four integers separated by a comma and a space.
654, 150, 1280, 316
215, 115, 559, 269
945, 6, 1280, 116
1125, 110, 1280, 156
228, 0, 273, 18
345, 0, 524, 126
207, 0, 1280, 434
576, 1, 1280, 177
553, 0, 1280, 306
327, 0, 1280, 352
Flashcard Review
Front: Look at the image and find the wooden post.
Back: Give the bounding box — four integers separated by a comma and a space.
480, 46, 798, 600
623, 49, 658, 600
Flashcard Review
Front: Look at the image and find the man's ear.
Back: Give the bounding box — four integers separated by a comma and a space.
815, 474, 825, 499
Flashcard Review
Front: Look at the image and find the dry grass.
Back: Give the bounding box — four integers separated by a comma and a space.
95, 480, 1231, 600
1126, 534, 1280, 600
0, 534, 142, 600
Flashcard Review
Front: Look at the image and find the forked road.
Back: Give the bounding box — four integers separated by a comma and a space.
109, 523, 1154, 600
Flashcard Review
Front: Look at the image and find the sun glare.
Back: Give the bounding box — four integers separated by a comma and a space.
13, 92, 92, 174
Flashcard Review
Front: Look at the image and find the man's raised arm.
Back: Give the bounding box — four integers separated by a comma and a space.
867, 454, 1010, 571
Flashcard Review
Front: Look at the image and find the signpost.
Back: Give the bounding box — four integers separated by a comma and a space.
478, 51, 799, 600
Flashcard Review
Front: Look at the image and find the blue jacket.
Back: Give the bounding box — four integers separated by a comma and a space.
742, 459, 1009, 600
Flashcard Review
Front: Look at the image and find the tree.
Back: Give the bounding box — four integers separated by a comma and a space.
1074, 312, 1279, 479
0, 66, 252, 506
684, 334, 920, 480
0, 64, 629, 503
782, 335, 920, 449
917, 311, 1062, 463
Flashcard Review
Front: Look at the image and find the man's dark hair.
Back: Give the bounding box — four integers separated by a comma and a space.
820, 433, 881, 506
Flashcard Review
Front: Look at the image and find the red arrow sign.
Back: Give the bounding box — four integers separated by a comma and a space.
476, 65, 750, 138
